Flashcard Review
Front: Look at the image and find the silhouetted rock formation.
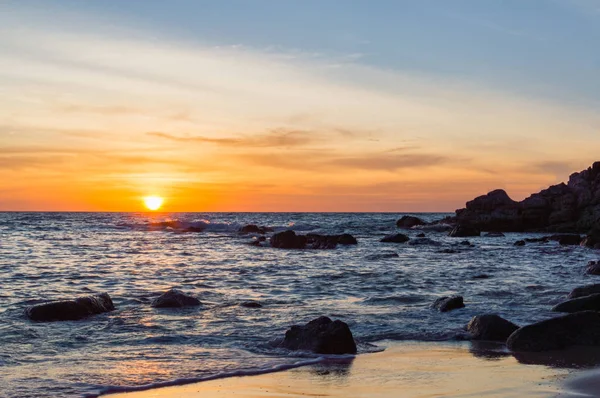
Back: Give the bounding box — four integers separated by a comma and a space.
449, 224, 480, 237
433, 296, 465, 312
26, 293, 115, 322
151, 289, 201, 308
396, 215, 426, 228
380, 233, 409, 243
454, 162, 600, 233
466, 314, 519, 342
507, 311, 600, 352
278, 316, 357, 354
552, 293, 600, 313
568, 284, 600, 299
586, 261, 600, 275
270, 231, 358, 249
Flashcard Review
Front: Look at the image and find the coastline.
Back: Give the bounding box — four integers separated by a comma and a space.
105, 341, 584, 398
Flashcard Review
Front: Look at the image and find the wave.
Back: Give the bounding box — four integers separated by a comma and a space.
89, 355, 354, 397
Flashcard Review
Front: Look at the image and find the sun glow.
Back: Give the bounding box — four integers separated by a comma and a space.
143, 196, 164, 211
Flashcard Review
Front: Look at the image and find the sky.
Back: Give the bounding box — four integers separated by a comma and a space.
1, 0, 599, 212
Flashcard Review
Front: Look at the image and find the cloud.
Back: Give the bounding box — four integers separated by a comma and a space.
329, 153, 447, 171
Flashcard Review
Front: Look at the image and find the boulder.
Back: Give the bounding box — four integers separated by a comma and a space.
270, 230, 307, 249
270, 231, 357, 249
433, 296, 465, 312
586, 261, 600, 275
547, 234, 582, 245
240, 301, 263, 308
514, 240, 526, 247
26, 293, 115, 322
568, 284, 600, 299
552, 293, 600, 313
449, 224, 480, 238
407, 237, 441, 246
337, 233, 358, 245
151, 289, 201, 308
278, 316, 357, 354
239, 224, 272, 234
305, 234, 339, 249
380, 233, 409, 243
507, 311, 600, 352
466, 314, 519, 342
416, 233, 426, 238
396, 215, 426, 229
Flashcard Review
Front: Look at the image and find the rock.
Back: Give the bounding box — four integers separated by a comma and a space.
440, 249, 459, 254
248, 240, 262, 247
582, 228, 600, 249
240, 301, 262, 308
270, 230, 307, 249
507, 311, 600, 352
151, 289, 201, 308
455, 162, 600, 233
514, 240, 526, 246
524, 237, 548, 243
396, 215, 426, 229
407, 237, 441, 246
26, 293, 115, 322
552, 293, 600, 313
466, 314, 519, 342
380, 233, 409, 243
337, 233, 358, 245
586, 261, 600, 275
239, 224, 271, 234
547, 234, 582, 245
278, 316, 357, 354
484, 232, 505, 237
416, 233, 426, 238
568, 284, 600, 299
459, 240, 473, 246
449, 224, 480, 237
472, 274, 490, 279
305, 234, 339, 249
433, 296, 465, 312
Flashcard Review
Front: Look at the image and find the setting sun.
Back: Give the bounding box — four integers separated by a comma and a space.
143, 196, 164, 211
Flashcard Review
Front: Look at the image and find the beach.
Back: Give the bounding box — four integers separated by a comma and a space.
107, 341, 584, 398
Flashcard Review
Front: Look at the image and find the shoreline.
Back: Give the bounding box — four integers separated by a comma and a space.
104, 341, 596, 398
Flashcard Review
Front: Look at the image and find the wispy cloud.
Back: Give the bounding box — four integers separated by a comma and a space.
147, 128, 316, 147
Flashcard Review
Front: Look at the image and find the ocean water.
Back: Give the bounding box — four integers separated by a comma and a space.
0, 212, 598, 397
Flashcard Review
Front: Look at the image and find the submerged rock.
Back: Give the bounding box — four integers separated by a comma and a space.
26, 293, 115, 322
278, 316, 357, 354
416, 233, 426, 238
239, 224, 273, 234
552, 293, 600, 313
151, 289, 201, 308
507, 311, 600, 352
270, 231, 357, 249
396, 215, 426, 229
433, 296, 465, 312
380, 233, 409, 243
240, 301, 263, 308
514, 240, 526, 247
466, 314, 519, 342
568, 284, 600, 299
472, 274, 490, 279
449, 224, 480, 238
586, 261, 600, 275
337, 233, 358, 245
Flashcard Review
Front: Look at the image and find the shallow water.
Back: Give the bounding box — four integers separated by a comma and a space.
0, 212, 598, 397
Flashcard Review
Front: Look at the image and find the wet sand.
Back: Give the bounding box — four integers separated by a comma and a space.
107, 341, 592, 398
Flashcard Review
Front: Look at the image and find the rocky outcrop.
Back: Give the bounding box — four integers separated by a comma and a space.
507, 311, 600, 352
449, 224, 480, 238
552, 293, 600, 313
278, 316, 357, 354
466, 314, 519, 342
433, 296, 465, 312
454, 162, 600, 233
568, 284, 600, 299
239, 224, 273, 234
586, 261, 600, 275
396, 215, 426, 229
380, 233, 409, 243
270, 231, 358, 249
26, 293, 115, 322
151, 289, 201, 308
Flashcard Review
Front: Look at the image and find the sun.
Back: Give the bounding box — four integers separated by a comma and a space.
143, 196, 164, 211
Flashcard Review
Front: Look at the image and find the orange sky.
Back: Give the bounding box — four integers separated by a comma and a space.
2, 6, 599, 212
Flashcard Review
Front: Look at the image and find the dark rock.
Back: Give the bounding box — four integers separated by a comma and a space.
568, 284, 600, 299
514, 240, 526, 246
258, 236, 266, 242
305, 234, 339, 249
440, 249, 459, 254
449, 224, 480, 237
433, 296, 465, 312
548, 234, 582, 245
586, 261, 600, 275
151, 289, 201, 308
455, 162, 600, 233
26, 293, 115, 322
459, 240, 473, 246
380, 233, 409, 243
396, 215, 426, 229
472, 274, 490, 279
524, 237, 548, 243
278, 316, 357, 354
270, 230, 307, 249
484, 232, 505, 237
239, 224, 269, 234
552, 293, 600, 313
407, 237, 441, 246
416, 233, 426, 238
582, 228, 600, 249
248, 240, 262, 247
337, 233, 358, 245
240, 301, 263, 308
507, 311, 600, 352
466, 314, 519, 342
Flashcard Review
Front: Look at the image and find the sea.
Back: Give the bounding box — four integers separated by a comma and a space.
1, 212, 598, 397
